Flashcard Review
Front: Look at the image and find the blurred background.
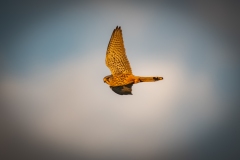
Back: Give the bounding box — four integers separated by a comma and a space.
0, 1, 239, 159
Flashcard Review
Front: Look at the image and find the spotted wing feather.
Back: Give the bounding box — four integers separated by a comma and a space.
106, 26, 132, 75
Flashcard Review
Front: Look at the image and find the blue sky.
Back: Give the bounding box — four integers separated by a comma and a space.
1, 1, 239, 159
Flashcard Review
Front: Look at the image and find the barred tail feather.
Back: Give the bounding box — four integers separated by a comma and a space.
139, 76, 163, 82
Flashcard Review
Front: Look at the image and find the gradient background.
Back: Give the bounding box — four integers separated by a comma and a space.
1, 1, 240, 159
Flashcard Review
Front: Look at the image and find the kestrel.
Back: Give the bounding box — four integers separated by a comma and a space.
104, 26, 163, 95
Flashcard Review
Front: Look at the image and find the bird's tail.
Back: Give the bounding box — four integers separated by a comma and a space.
139, 76, 163, 82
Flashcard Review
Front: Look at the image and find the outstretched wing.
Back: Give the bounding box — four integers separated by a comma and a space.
110, 83, 134, 95
105, 26, 132, 75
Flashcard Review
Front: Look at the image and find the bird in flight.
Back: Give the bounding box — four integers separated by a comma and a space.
104, 26, 163, 95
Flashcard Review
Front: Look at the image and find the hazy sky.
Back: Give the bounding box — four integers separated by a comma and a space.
1, 1, 239, 159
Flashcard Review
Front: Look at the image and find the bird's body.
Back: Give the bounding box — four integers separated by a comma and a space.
104, 74, 134, 86
104, 26, 163, 95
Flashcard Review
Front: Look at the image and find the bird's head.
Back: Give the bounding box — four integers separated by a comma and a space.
103, 75, 112, 85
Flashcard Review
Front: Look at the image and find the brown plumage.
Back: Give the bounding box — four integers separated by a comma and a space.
104, 26, 163, 95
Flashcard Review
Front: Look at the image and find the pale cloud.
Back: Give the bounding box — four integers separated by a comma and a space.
0, 50, 221, 157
